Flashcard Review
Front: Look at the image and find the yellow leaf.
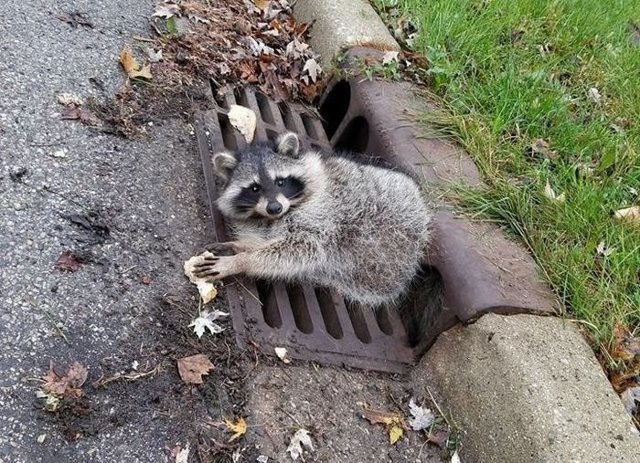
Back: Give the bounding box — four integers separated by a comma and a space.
389, 423, 403, 444
119, 46, 152, 80
253, 0, 270, 11
224, 417, 247, 442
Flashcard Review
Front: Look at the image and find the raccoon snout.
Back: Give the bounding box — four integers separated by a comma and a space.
266, 201, 283, 216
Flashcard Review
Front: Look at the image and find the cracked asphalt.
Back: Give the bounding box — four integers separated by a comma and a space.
0, 1, 216, 461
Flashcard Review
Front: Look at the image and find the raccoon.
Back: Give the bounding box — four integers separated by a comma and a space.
194, 132, 436, 340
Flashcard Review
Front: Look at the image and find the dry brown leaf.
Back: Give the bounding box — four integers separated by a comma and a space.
54, 250, 82, 272
224, 416, 247, 442
254, 0, 270, 11
42, 361, 88, 399
61, 106, 100, 126
614, 206, 640, 224
177, 354, 214, 384
531, 138, 558, 160
362, 408, 401, 426
119, 47, 152, 80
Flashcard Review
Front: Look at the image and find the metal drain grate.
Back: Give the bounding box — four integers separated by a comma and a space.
194, 86, 414, 373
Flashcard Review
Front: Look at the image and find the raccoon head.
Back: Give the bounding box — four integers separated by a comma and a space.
212, 132, 325, 221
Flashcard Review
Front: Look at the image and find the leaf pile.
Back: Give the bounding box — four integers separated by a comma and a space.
153, 0, 324, 102
607, 324, 640, 423
37, 361, 88, 411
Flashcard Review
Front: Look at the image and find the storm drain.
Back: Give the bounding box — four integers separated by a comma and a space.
194, 86, 414, 373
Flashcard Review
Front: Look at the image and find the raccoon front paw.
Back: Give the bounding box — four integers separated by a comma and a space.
193, 255, 238, 280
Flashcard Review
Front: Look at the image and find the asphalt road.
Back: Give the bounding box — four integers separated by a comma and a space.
0, 1, 215, 461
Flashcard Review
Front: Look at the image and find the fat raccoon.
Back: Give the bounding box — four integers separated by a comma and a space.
194, 132, 436, 340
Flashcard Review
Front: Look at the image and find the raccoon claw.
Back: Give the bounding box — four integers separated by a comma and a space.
192, 255, 238, 280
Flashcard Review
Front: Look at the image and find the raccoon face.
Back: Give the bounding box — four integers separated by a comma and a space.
213, 132, 323, 221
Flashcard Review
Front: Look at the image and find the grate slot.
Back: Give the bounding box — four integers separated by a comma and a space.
375, 307, 394, 336
286, 284, 314, 334
218, 113, 239, 151
315, 288, 344, 339
301, 113, 319, 140
233, 87, 250, 106
345, 299, 372, 344
278, 102, 297, 131
265, 129, 279, 142
257, 281, 282, 328
255, 92, 275, 124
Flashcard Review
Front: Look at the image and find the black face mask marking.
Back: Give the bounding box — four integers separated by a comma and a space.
277, 177, 305, 200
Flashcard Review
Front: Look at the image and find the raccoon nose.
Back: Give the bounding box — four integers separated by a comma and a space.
266, 201, 283, 216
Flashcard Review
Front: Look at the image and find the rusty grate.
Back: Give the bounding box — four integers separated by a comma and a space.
194, 86, 414, 373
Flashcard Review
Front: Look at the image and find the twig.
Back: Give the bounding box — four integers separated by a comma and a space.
93, 365, 160, 388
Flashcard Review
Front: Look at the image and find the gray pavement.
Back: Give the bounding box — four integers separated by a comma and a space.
0, 1, 217, 461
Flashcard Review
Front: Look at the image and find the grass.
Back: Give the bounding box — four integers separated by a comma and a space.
373, 0, 640, 376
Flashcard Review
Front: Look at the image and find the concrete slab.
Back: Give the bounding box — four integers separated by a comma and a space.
414, 314, 640, 462
294, 0, 399, 67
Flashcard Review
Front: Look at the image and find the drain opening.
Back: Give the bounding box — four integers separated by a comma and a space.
344, 299, 372, 344
265, 129, 279, 142
334, 116, 369, 153
278, 102, 296, 131
233, 87, 250, 106
315, 288, 343, 339
210, 81, 228, 109
319, 80, 351, 139
301, 113, 319, 140
218, 113, 238, 150
287, 284, 313, 334
257, 281, 282, 328
255, 92, 275, 124
375, 306, 394, 336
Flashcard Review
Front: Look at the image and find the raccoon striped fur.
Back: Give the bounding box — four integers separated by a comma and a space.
194, 132, 435, 339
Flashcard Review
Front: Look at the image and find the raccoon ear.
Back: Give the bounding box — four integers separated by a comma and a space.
277, 132, 300, 158
212, 151, 237, 179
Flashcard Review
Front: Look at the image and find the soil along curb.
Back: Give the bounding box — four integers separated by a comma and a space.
292, 2, 640, 461
294, 0, 399, 68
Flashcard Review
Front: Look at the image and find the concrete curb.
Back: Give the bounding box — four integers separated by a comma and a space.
293, 1, 640, 461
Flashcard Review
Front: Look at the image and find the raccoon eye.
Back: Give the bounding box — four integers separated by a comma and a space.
250, 184, 261, 193
275, 178, 284, 187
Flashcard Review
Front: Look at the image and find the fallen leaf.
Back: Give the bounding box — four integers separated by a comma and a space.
302, 58, 321, 83
275, 347, 291, 364
408, 398, 434, 431
389, 423, 404, 444
596, 240, 615, 257
227, 105, 257, 143
177, 354, 214, 384
224, 416, 247, 442
382, 51, 400, 65
184, 252, 219, 304
153, 4, 181, 18
61, 106, 100, 126
531, 138, 558, 161
611, 324, 640, 362
173, 442, 190, 463
37, 434, 47, 444
427, 429, 450, 448
42, 361, 88, 399
57, 93, 83, 106
543, 180, 565, 203
620, 386, 640, 417
362, 408, 402, 426
188, 310, 229, 338
451, 450, 462, 463
54, 250, 82, 272
119, 47, 153, 80
146, 48, 163, 63
254, 0, 270, 11
286, 429, 314, 460
614, 206, 640, 224
256, 456, 269, 463
587, 87, 602, 104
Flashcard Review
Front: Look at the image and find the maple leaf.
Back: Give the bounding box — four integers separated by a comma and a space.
408, 398, 434, 431
176, 354, 214, 384
188, 310, 229, 338
286, 429, 314, 460
302, 58, 321, 83
54, 250, 82, 272
224, 416, 247, 442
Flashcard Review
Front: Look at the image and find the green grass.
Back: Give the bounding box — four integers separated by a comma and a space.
374, 0, 640, 371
